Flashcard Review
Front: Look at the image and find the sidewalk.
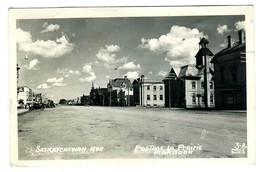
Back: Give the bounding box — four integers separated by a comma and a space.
17, 108, 30, 115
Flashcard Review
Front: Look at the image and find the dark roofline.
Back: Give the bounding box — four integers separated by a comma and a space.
211, 43, 245, 63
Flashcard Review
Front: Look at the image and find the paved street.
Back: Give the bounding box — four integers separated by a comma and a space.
18, 106, 247, 160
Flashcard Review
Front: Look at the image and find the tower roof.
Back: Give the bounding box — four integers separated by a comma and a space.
199, 37, 209, 45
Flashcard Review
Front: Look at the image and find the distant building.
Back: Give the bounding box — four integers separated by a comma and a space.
108, 76, 133, 106
80, 94, 90, 106
133, 77, 165, 107
211, 29, 246, 110
142, 79, 165, 107
17, 86, 33, 108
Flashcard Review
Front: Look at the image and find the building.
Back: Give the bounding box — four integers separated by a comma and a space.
163, 37, 215, 109
178, 65, 215, 108
80, 94, 90, 106
133, 77, 165, 107
108, 76, 133, 106
17, 86, 33, 108
211, 29, 246, 110
163, 68, 182, 108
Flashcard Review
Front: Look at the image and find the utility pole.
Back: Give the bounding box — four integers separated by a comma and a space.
168, 78, 171, 109
140, 75, 144, 106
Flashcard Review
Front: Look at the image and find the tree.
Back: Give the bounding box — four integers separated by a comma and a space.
59, 99, 67, 105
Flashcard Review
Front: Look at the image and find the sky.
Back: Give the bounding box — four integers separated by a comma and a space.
16, 15, 245, 102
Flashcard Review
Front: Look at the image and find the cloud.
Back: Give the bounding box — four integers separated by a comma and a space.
47, 77, 63, 83
64, 74, 70, 78
96, 44, 128, 68
82, 63, 94, 73
148, 71, 153, 75
105, 75, 110, 79
123, 71, 139, 80
52, 83, 67, 87
118, 61, 141, 70
217, 25, 230, 35
139, 25, 205, 67
24, 59, 40, 70
16, 28, 74, 58
41, 22, 60, 33
79, 63, 97, 83
79, 75, 96, 83
37, 83, 51, 89
158, 70, 168, 77
16, 28, 32, 44
235, 21, 245, 31
56, 68, 80, 75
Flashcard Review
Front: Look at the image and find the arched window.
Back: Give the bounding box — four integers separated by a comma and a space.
192, 81, 196, 89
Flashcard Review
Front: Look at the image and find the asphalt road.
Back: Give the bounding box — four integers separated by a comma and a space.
18, 106, 247, 160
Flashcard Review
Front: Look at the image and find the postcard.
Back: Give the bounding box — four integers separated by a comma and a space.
9, 6, 255, 166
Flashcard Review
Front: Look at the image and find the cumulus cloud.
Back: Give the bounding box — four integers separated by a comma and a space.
235, 21, 245, 31
118, 61, 141, 70
105, 75, 110, 79
123, 71, 139, 80
217, 25, 230, 35
96, 44, 128, 68
79, 63, 97, 83
52, 83, 67, 87
16, 28, 74, 58
82, 64, 94, 73
79, 75, 96, 83
139, 25, 205, 67
47, 77, 64, 83
56, 68, 80, 75
158, 70, 168, 77
37, 83, 51, 89
148, 71, 153, 75
41, 22, 60, 33
24, 59, 40, 70
16, 28, 32, 44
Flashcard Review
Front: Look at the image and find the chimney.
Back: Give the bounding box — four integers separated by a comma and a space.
227, 35, 232, 48
124, 75, 127, 79
238, 29, 245, 45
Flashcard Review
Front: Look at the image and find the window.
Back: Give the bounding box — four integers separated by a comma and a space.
160, 86, 163, 90
210, 82, 213, 89
160, 95, 163, 100
147, 95, 150, 100
201, 82, 204, 89
192, 93, 196, 104
147, 86, 150, 90
153, 86, 156, 91
210, 94, 214, 104
192, 81, 196, 89
153, 95, 157, 100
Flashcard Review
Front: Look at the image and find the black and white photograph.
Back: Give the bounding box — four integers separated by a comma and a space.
9, 6, 255, 166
